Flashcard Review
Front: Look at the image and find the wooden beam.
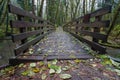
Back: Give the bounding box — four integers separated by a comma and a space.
80, 30, 107, 42
10, 20, 45, 28
8, 4, 43, 20
76, 20, 110, 28
12, 28, 54, 42
12, 29, 42, 42
69, 31, 106, 54
90, 6, 112, 17
14, 31, 52, 55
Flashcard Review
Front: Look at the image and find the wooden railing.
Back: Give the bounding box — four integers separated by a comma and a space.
63, 6, 112, 54
8, 4, 55, 56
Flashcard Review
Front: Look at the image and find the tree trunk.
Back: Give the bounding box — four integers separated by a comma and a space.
107, 2, 120, 38
38, 0, 44, 17
32, 0, 35, 15
83, 0, 85, 15
91, 0, 95, 12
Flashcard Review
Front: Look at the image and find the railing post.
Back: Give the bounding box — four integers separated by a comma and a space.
92, 16, 102, 43
16, 16, 27, 56
41, 21, 44, 35
76, 21, 79, 34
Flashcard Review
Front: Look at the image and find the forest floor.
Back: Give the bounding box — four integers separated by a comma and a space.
0, 27, 120, 80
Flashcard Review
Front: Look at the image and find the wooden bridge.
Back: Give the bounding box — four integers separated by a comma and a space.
6, 4, 112, 66
1, 3, 120, 80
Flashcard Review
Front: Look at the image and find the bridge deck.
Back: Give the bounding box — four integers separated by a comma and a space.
15, 27, 93, 61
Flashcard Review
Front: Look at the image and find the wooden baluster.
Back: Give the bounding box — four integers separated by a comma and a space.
76, 21, 79, 34
16, 15, 27, 56
92, 16, 102, 43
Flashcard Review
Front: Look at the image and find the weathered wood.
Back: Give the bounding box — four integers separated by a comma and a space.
9, 57, 43, 65
12, 28, 54, 42
14, 31, 52, 55
92, 16, 101, 43
10, 20, 45, 28
76, 20, 110, 28
10, 20, 54, 28
83, 14, 90, 23
17, 15, 27, 53
90, 6, 112, 17
12, 29, 43, 42
80, 30, 107, 41
46, 54, 93, 60
0, 64, 10, 70
8, 4, 43, 21
69, 32, 106, 54
9, 54, 93, 65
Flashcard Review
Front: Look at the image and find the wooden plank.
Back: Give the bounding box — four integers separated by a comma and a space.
46, 54, 93, 60
9, 54, 93, 65
12, 28, 54, 42
90, 6, 112, 17
80, 30, 107, 41
12, 29, 43, 42
70, 72, 82, 80
10, 20, 45, 28
14, 31, 52, 55
69, 31, 106, 54
9, 56, 44, 65
0, 64, 10, 70
8, 4, 43, 20
77, 20, 110, 28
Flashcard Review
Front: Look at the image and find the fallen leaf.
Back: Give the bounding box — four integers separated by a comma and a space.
41, 73, 47, 80
69, 54, 76, 58
29, 51, 33, 54
52, 59, 58, 64
114, 69, 120, 75
48, 64, 59, 70
39, 62, 44, 66
56, 66, 62, 73
62, 66, 70, 71
28, 71, 35, 77
74, 59, 81, 63
37, 48, 41, 51
30, 63, 36, 68
18, 63, 24, 68
49, 69, 55, 74
59, 74, 72, 79
32, 68, 40, 73
92, 77, 101, 80
91, 64, 97, 67
21, 71, 29, 76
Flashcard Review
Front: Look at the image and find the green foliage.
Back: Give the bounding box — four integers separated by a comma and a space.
111, 25, 120, 37
16, 0, 33, 11
0, 28, 5, 38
